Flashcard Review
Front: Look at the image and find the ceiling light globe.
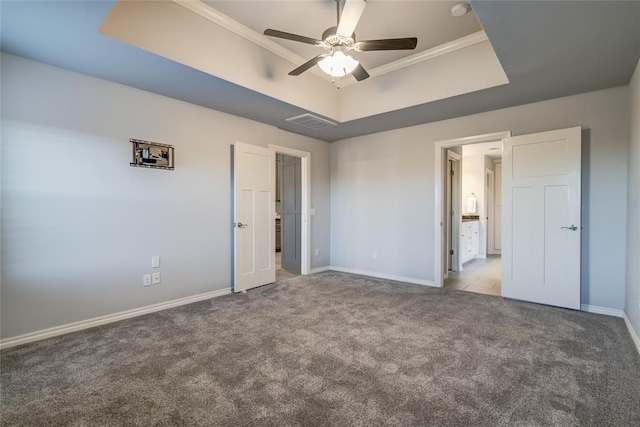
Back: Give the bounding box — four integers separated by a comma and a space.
318, 51, 359, 78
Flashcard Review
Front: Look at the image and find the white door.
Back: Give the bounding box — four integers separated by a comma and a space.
502, 127, 581, 309
234, 142, 276, 292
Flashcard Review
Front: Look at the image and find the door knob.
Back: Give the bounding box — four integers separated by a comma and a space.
561, 225, 578, 231
236, 222, 248, 229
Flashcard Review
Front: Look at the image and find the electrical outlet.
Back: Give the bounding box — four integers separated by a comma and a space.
372, 251, 378, 259
143, 274, 152, 287
152, 272, 161, 285
315, 249, 319, 256
151, 256, 160, 268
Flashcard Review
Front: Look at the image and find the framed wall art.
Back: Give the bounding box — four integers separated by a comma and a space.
130, 138, 174, 170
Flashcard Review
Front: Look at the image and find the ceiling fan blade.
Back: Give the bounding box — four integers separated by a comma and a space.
336, 0, 367, 38
264, 29, 322, 46
351, 63, 370, 81
289, 55, 327, 76
356, 38, 418, 51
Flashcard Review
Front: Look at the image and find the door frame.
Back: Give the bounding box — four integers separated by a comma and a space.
446, 150, 462, 275
434, 131, 511, 288
492, 159, 503, 255
486, 168, 495, 255
269, 144, 311, 275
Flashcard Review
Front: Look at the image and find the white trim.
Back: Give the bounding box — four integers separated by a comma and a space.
446, 150, 462, 273
269, 145, 311, 275
329, 266, 437, 287
0, 289, 232, 350
486, 168, 495, 256
434, 131, 512, 287
580, 304, 624, 318
491, 159, 502, 255
172, 0, 487, 84
623, 312, 640, 356
341, 31, 488, 87
310, 266, 331, 274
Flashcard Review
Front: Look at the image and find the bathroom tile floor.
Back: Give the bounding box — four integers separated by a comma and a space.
444, 255, 501, 296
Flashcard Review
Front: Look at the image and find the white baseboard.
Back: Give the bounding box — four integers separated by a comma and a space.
580, 304, 624, 318
0, 288, 232, 350
309, 266, 331, 274
623, 312, 640, 356
329, 266, 437, 287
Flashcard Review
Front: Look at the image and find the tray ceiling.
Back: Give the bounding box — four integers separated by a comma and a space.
205, 0, 482, 70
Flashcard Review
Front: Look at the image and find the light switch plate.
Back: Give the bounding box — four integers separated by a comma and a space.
151, 256, 160, 268
143, 274, 152, 287
152, 272, 161, 285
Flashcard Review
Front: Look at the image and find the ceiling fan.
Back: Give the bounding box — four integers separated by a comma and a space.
264, 0, 418, 82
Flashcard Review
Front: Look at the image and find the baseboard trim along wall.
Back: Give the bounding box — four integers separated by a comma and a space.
580, 304, 624, 318
309, 266, 331, 274
329, 266, 437, 287
580, 305, 639, 356
623, 312, 640, 356
0, 288, 232, 350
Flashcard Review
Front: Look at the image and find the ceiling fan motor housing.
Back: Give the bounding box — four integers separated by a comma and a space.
322, 26, 355, 50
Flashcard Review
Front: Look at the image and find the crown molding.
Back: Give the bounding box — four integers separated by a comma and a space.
173, 1, 488, 86
172, 0, 332, 81
340, 31, 489, 87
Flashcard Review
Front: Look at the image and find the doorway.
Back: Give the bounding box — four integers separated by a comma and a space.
434, 127, 582, 310
442, 140, 503, 296
276, 153, 302, 281
232, 142, 311, 293
269, 144, 312, 281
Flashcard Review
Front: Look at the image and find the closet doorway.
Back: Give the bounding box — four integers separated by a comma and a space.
270, 145, 311, 282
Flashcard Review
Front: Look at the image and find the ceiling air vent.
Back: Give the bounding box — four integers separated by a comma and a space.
286, 113, 337, 130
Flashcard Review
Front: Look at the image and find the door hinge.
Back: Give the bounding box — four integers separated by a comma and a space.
450, 249, 454, 255
450, 169, 454, 176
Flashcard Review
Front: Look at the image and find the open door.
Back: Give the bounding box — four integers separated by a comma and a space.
280, 154, 302, 274
502, 127, 581, 309
234, 142, 276, 292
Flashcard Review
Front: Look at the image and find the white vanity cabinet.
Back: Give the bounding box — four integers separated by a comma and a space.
460, 220, 479, 264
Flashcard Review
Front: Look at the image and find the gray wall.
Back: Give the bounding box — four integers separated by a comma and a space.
626, 59, 640, 335
0, 54, 331, 339
331, 86, 629, 310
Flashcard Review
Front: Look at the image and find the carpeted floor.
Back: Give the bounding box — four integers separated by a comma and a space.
2, 271, 639, 426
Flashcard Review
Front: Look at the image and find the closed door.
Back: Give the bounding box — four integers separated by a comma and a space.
234, 142, 276, 292
280, 154, 302, 273
502, 127, 581, 309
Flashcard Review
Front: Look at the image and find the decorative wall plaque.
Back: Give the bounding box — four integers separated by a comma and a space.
130, 138, 174, 170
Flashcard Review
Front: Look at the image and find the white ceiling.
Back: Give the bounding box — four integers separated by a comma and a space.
463, 141, 502, 159
205, 0, 482, 70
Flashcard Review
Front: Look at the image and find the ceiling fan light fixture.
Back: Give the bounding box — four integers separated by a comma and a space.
318, 51, 359, 77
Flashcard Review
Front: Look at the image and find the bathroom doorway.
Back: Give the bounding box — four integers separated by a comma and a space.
436, 135, 505, 296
